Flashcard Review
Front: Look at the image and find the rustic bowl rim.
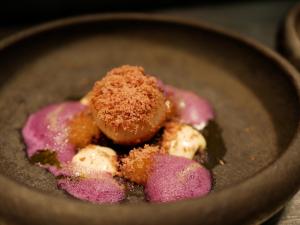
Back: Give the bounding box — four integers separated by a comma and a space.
0, 13, 300, 225
282, 3, 300, 59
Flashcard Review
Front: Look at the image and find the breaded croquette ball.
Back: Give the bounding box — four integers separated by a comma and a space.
120, 145, 159, 185
68, 110, 101, 148
90, 65, 168, 145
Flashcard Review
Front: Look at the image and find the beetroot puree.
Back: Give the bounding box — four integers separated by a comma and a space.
22, 102, 86, 176
164, 85, 214, 130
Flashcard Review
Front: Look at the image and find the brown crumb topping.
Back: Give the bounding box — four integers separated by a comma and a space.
68, 110, 101, 149
120, 145, 159, 185
90, 65, 165, 131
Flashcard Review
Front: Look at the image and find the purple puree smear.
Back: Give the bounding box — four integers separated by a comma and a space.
23, 101, 126, 203
164, 85, 214, 130
58, 174, 125, 204
22, 102, 86, 176
145, 154, 212, 203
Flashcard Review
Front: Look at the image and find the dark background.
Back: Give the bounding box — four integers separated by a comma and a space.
0, 0, 299, 49
0, 1, 299, 224
1, 0, 281, 22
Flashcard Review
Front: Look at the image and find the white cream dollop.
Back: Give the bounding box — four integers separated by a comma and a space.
166, 125, 206, 159
71, 144, 118, 178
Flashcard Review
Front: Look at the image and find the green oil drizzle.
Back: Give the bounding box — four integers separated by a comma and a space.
30, 149, 61, 168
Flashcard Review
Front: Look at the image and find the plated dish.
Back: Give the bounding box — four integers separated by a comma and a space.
23, 65, 216, 203
0, 14, 299, 225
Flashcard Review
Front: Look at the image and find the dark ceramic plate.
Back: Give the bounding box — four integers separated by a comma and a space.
0, 14, 299, 225
280, 3, 300, 70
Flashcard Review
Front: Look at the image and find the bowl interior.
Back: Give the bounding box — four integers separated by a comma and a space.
0, 19, 298, 200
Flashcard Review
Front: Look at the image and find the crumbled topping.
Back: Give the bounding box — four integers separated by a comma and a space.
120, 145, 160, 185
68, 110, 100, 148
90, 65, 165, 131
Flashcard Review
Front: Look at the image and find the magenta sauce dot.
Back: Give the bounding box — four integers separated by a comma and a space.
145, 154, 212, 203
164, 84, 214, 129
22, 101, 126, 203
58, 174, 125, 204
22, 102, 86, 176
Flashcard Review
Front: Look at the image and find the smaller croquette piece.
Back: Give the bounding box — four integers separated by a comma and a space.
120, 145, 159, 185
68, 110, 101, 149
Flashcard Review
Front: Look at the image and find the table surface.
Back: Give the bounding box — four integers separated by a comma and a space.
0, 1, 299, 225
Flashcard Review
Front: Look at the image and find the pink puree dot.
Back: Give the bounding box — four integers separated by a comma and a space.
145, 154, 212, 203
58, 174, 125, 204
164, 85, 214, 129
22, 102, 86, 176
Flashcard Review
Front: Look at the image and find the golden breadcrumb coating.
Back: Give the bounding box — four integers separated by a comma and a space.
68, 110, 101, 149
120, 145, 159, 185
90, 65, 167, 144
